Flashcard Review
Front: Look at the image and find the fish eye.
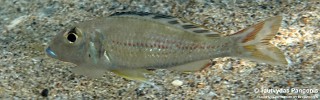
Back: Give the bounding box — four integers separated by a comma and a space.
67, 33, 77, 43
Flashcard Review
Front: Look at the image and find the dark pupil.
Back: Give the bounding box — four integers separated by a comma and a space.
67, 33, 77, 42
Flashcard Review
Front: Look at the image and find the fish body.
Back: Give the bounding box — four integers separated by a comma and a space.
46, 12, 287, 82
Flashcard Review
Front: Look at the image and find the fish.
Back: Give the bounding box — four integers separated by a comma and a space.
46, 12, 287, 82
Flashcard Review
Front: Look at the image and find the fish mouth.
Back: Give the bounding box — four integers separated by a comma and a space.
45, 47, 57, 58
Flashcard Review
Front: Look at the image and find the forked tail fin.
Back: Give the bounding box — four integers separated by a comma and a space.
231, 16, 287, 66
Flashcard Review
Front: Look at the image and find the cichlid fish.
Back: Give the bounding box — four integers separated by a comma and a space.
46, 12, 287, 82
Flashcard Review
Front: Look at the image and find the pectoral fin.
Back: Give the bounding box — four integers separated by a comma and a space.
111, 69, 153, 82
168, 59, 214, 72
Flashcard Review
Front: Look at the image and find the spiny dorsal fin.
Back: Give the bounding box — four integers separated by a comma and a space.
110, 12, 221, 37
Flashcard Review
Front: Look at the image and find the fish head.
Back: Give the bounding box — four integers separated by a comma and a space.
46, 27, 87, 64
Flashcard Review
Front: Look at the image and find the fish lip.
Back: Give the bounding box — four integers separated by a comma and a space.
45, 47, 57, 58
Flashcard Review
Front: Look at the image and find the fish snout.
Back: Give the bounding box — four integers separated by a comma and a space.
45, 47, 57, 58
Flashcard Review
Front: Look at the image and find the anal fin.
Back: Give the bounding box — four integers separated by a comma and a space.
168, 59, 214, 72
111, 69, 153, 82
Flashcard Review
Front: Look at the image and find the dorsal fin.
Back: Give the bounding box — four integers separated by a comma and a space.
110, 12, 221, 37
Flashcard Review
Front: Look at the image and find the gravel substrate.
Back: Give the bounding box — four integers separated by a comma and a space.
0, 0, 319, 99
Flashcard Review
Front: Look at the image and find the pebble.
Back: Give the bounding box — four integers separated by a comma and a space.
171, 80, 183, 86
40, 89, 49, 97
196, 82, 205, 88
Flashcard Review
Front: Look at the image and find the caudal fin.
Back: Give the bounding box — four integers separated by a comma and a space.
231, 16, 287, 66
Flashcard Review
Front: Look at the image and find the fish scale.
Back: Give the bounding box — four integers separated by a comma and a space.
109, 31, 223, 68
106, 32, 232, 69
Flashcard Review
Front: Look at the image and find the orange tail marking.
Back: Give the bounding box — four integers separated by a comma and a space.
233, 21, 265, 43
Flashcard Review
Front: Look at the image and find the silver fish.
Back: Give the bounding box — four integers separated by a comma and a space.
46, 12, 287, 82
